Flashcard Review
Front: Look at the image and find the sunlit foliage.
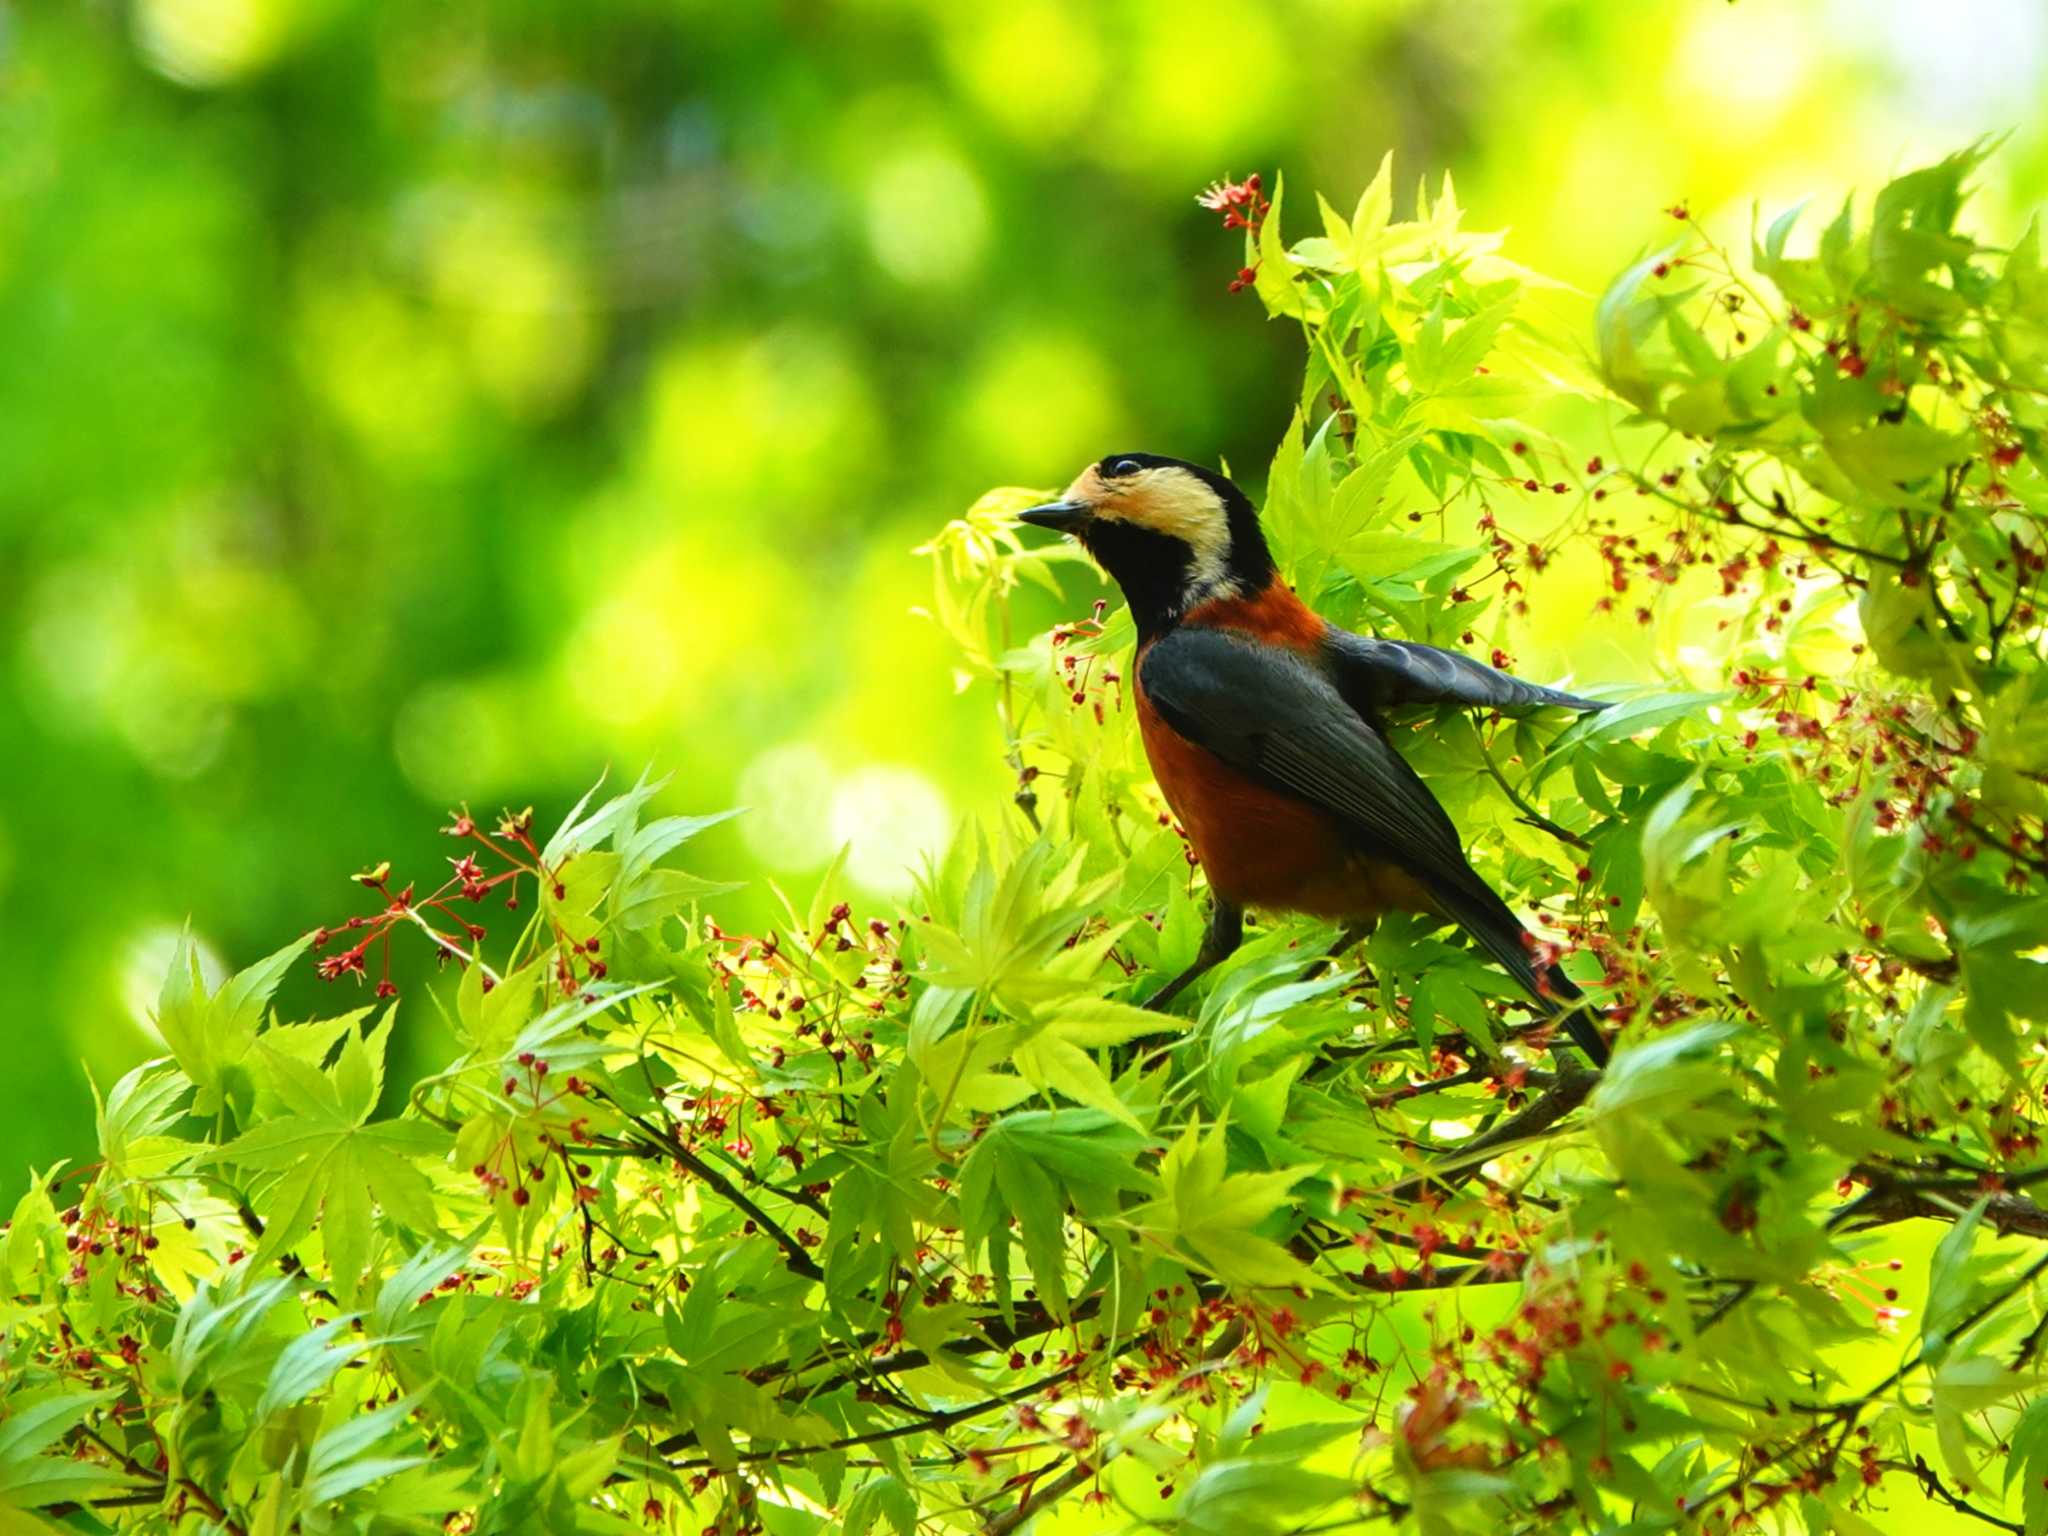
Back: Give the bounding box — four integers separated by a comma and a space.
8, 149, 2048, 1535
12, 0, 2048, 1191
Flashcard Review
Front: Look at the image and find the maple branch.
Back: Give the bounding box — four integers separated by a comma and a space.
984, 1457, 1097, 1535
601, 1091, 824, 1281
1879, 1457, 2024, 1533
1475, 737, 1589, 850
657, 1365, 1073, 1465
1385, 1061, 1599, 1201
1831, 1169, 2048, 1242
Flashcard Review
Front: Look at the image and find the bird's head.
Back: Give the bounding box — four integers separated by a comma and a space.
1018, 452, 1274, 636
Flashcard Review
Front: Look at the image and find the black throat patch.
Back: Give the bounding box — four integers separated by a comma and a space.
1078, 455, 1276, 640
1080, 520, 1200, 642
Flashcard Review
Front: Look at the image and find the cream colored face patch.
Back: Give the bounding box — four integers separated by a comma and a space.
1063, 464, 1236, 599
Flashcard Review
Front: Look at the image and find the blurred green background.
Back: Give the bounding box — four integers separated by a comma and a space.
4, 0, 2047, 1183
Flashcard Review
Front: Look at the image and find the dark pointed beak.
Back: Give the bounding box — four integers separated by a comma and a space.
1017, 499, 1094, 534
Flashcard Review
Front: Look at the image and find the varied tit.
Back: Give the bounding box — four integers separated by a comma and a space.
1020, 451, 1611, 1063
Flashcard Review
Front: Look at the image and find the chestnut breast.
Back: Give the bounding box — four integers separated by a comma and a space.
1134, 607, 1438, 922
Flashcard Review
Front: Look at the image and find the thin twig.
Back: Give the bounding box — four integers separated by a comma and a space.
1826, 1252, 2048, 1412
602, 1092, 823, 1282
1475, 737, 1589, 850
1385, 1062, 1599, 1201
985, 1457, 1097, 1535
1833, 1173, 2048, 1242
2013, 1304, 2048, 1371
1884, 1456, 2025, 1533
1696, 1279, 1757, 1334
660, 1366, 1072, 1466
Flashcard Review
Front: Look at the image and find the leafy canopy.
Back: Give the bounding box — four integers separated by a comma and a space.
10, 145, 2048, 1536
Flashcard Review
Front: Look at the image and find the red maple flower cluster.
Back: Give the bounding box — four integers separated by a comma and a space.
309, 803, 605, 1001
1196, 172, 1270, 292
1196, 171, 1268, 231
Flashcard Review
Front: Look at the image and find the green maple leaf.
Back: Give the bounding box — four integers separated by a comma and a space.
205, 1015, 447, 1301
0, 1386, 135, 1510
1148, 1120, 1326, 1291
155, 930, 314, 1121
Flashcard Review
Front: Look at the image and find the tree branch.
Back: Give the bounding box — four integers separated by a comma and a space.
658, 1366, 1073, 1465
1882, 1456, 2025, 1534
1833, 1171, 2048, 1242
602, 1091, 824, 1281
1385, 1061, 1599, 1201
767, 1292, 1109, 1398
984, 1457, 1097, 1535
1474, 738, 1589, 850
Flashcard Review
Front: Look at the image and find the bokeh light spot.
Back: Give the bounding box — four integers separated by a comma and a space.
941, 3, 1103, 145
22, 565, 231, 779
738, 743, 839, 872
297, 279, 468, 463
1677, 4, 1812, 116
647, 328, 878, 507
567, 596, 682, 727
1839, 0, 2048, 134
865, 147, 989, 286
422, 196, 596, 418
393, 680, 513, 804
135, 0, 290, 86
956, 329, 1121, 472
830, 765, 950, 896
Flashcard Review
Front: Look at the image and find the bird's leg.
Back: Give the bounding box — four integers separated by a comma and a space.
1140, 901, 1244, 1012
1298, 918, 1377, 985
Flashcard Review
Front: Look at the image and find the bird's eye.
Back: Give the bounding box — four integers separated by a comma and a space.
1103, 457, 1143, 479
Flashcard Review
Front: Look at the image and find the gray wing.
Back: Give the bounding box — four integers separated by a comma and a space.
1140, 626, 1593, 1033
1326, 629, 1607, 716
1139, 627, 1472, 880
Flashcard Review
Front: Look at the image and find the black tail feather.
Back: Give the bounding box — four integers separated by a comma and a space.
1435, 882, 1610, 1066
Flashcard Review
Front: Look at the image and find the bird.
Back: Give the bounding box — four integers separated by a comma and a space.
1018, 451, 1611, 1064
